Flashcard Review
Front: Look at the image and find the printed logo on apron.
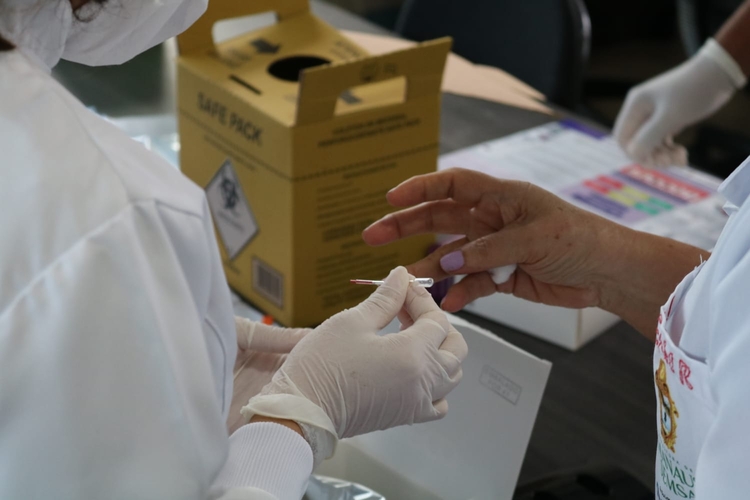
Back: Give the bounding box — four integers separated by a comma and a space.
654, 349, 696, 499
655, 359, 679, 453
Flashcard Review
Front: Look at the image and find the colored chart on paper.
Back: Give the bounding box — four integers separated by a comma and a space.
560, 164, 712, 224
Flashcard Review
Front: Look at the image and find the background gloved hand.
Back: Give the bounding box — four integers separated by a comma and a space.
614, 38, 746, 167
229, 319, 312, 432
240, 266, 468, 467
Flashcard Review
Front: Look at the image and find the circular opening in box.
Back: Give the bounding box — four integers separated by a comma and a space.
267, 55, 331, 82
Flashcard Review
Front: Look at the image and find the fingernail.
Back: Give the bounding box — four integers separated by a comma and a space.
440, 251, 464, 272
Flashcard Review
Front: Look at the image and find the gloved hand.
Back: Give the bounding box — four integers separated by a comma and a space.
240, 266, 468, 466
235, 317, 310, 353
614, 38, 746, 166
230, 319, 313, 433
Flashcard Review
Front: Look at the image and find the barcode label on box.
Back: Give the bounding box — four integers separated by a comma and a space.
253, 258, 284, 308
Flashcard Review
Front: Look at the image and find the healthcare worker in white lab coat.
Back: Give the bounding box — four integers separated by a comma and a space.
0, 1, 468, 499
363, 5, 750, 493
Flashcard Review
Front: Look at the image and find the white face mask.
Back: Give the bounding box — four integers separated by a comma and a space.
62, 0, 207, 66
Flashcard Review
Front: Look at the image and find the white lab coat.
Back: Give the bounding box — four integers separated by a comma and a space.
0, 50, 311, 499
652, 157, 750, 499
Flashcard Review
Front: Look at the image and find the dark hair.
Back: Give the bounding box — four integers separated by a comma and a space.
0, 0, 109, 52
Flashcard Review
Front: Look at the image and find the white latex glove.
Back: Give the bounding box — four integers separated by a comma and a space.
241, 266, 468, 466
230, 319, 312, 433
614, 38, 746, 166
235, 317, 310, 353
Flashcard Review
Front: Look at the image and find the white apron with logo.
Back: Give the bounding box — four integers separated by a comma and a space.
650, 156, 750, 499
654, 263, 712, 500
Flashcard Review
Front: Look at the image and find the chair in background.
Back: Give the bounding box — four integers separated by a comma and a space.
394, 0, 591, 110
677, 0, 741, 55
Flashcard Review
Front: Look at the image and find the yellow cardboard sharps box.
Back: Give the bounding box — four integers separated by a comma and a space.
177, 0, 450, 326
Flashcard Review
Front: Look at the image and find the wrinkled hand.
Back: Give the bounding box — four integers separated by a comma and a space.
362, 168, 626, 313
614, 39, 741, 166
241, 267, 468, 465
229, 318, 311, 432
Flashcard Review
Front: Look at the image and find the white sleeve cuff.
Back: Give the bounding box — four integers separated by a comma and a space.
241, 393, 338, 469
213, 423, 313, 500
701, 38, 748, 88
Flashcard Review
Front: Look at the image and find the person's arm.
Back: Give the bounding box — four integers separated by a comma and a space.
362, 169, 708, 340
213, 422, 312, 500
0, 205, 234, 499
596, 228, 709, 339
715, 0, 750, 76
249, 416, 303, 435
613, 1, 749, 165
0, 203, 315, 500
198, 208, 313, 499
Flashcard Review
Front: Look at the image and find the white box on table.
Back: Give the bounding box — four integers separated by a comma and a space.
463, 294, 619, 351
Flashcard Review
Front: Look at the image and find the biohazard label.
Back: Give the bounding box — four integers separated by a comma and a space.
205, 159, 258, 260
